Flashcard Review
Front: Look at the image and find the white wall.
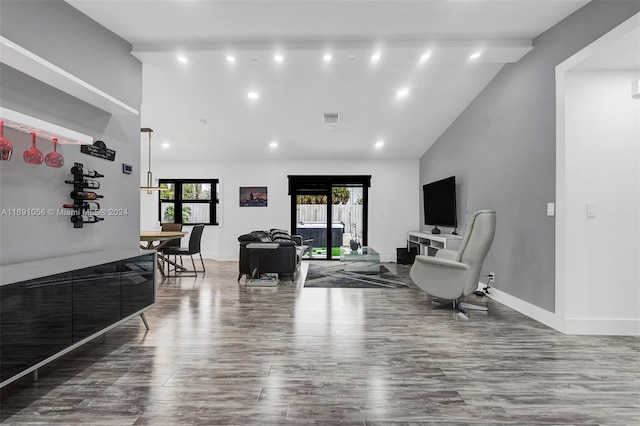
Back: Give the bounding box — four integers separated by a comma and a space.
140, 159, 419, 262
563, 70, 640, 334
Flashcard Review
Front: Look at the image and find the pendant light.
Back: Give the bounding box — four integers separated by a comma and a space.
140, 127, 165, 193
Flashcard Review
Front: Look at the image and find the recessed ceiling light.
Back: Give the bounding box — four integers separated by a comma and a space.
269, 141, 278, 148
323, 54, 332, 62
469, 52, 481, 60
250, 55, 259, 62
247, 92, 259, 100
371, 52, 381, 63
396, 88, 409, 98
226, 55, 236, 63
177, 55, 188, 64
274, 54, 284, 63
419, 52, 431, 63
347, 54, 356, 61
375, 140, 384, 148
161, 142, 170, 149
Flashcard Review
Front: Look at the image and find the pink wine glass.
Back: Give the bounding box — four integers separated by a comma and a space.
0, 120, 13, 161
23, 132, 44, 165
45, 137, 64, 168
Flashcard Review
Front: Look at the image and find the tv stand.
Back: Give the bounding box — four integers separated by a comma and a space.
431, 226, 441, 234
407, 231, 462, 256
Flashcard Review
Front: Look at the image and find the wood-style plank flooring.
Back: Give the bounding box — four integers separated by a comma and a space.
2, 260, 639, 425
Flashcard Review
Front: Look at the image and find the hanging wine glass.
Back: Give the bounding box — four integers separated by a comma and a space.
45, 137, 64, 168
23, 132, 44, 165
0, 120, 13, 161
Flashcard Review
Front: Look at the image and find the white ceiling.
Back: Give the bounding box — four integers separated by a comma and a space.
66, 0, 591, 161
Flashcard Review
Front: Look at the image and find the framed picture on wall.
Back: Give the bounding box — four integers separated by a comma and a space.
239, 186, 268, 207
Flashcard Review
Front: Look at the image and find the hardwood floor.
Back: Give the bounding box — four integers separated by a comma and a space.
2, 260, 639, 425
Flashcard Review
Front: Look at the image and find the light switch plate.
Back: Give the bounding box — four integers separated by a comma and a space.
587, 203, 596, 217
547, 203, 555, 217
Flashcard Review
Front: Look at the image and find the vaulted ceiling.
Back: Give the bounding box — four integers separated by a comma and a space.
66, 0, 591, 161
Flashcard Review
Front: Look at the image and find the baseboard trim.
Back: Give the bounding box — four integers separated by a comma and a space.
564, 318, 640, 336
477, 282, 563, 332
478, 282, 640, 336
204, 253, 236, 261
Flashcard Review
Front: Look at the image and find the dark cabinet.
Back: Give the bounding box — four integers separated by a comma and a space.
0, 272, 73, 382
72, 261, 121, 342
120, 254, 154, 318
0, 253, 155, 387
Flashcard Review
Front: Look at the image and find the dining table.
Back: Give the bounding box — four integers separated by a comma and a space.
140, 231, 188, 276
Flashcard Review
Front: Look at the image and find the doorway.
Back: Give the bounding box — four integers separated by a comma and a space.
289, 175, 371, 260
555, 13, 639, 335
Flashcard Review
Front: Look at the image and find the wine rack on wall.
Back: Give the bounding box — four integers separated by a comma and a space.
65, 162, 104, 228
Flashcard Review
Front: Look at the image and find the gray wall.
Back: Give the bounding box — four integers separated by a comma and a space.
0, 0, 141, 109
0, 1, 142, 264
419, 1, 640, 312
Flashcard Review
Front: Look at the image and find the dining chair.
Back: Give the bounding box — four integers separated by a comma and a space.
163, 224, 205, 277
155, 223, 182, 272
160, 223, 183, 248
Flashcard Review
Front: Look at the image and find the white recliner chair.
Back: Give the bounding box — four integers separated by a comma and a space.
409, 209, 496, 316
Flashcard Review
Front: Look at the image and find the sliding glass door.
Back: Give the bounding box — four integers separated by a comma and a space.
289, 176, 370, 260
295, 189, 331, 260
333, 185, 364, 249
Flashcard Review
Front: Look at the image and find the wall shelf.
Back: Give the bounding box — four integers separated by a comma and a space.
0, 36, 139, 116
0, 107, 93, 145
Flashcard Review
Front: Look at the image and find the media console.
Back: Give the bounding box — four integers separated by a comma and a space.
0, 249, 156, 387
407, 231, 462, 256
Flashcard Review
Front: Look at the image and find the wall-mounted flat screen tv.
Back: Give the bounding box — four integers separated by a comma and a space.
423, 176, 457, 235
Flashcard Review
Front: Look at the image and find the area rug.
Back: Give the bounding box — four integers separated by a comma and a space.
304, 263, 411, 289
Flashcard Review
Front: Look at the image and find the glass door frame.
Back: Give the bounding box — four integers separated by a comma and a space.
288, 175, 371, 260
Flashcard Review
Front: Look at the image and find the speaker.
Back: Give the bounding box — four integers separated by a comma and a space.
396, 247, 418, 264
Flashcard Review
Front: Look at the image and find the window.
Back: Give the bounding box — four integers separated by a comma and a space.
159, 179, 219, 225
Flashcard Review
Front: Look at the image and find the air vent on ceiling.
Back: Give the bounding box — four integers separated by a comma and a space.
322, 113, 340, 124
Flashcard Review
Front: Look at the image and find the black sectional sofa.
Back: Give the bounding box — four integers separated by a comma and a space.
237, 229, 309, 282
